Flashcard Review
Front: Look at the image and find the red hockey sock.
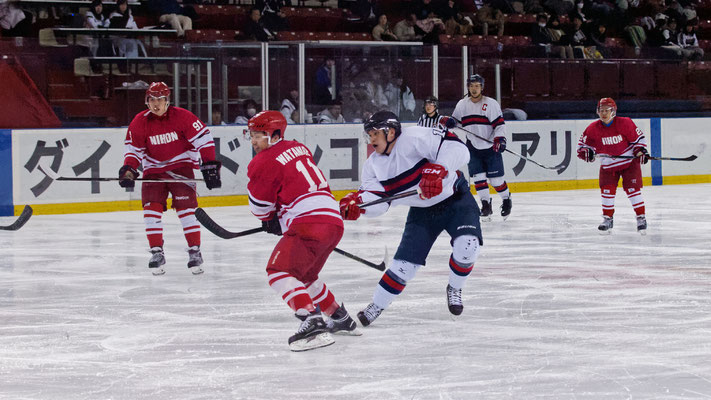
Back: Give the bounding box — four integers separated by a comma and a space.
177, 207, 200, 247
268, 270, 315, 312
143, 203, 164, 248
306, 280, 338, 316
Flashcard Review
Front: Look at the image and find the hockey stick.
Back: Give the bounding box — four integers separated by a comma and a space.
195, 207, 265, 239
0, 205, 33, 231
596, 153, 698, 161
451, 127, 566, 172
38, 163, 204, 183
195, 208, 386, 271
357, 189, 419, 209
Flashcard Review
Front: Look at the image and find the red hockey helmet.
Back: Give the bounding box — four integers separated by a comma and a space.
597, 97, 617, 119
145, 82, 171, 104
246, 110, 287, 139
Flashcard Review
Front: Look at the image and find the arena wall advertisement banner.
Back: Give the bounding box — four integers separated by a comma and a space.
1, 118, 708, 216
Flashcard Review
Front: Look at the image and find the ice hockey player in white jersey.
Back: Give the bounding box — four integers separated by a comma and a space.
452, 74, 512, 221
339, 111, 483, 326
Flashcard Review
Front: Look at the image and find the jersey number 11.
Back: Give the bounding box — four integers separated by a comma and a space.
295, 159, 328, 192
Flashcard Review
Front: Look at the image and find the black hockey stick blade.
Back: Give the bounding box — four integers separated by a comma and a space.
37, 163, 204, 183
357, 189, 419, 209
332, 247, 386, 271
597, 153, 698, 161
0, 205, 33, 231
195, 207, 264, 239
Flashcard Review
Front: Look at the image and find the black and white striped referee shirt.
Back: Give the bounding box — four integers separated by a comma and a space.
417, 112, 446, 128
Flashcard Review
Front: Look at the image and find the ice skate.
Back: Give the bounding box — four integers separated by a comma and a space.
288, 309, 334, 352
187, 246, 204, 275
501, 197, 512, 220
598, 215, 613, 234
480, 199, 492, 222
357, 303, 383, 327
326, 304, 362, 336
446, 284, 463, 316
148, 247, 166, 275
636, 215, 647, 235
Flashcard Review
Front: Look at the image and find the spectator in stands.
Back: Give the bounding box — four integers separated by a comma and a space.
394, 13, 423, 41
235, 99, 259, 124
317, 99, 345, 124
85, 0, 113, 57
415, 11, 445, 43
255, 0, 288, 32
677, 18, 704, 60
149, 0, 192, 37
109, 0, 146, 58
567, 14, 588, 57
531, 13, 553, 54
546, 14, 574, 58
212, 108, 227, 125
0, 0, 33, 37
384, 71, 416, 121
244, 8, 275, 42
587, 21, 610, 58
372, 14, 399, 41
647, 14, 683, 58
438, 2, 475, 36
414, 0, 438, 21
475, 0, 505, 37
313, 58, 336, 106
280, 89, 303, 123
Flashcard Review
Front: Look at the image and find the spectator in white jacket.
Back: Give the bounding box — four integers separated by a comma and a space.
0, 0, 32, 37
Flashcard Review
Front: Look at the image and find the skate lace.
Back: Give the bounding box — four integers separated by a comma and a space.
296, 314, 318, 334
448, 287, 462, 306
364, 304, 383, 320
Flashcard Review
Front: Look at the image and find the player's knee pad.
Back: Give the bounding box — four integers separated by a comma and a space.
452, 235, 480, 265
600, 185, 617, 195
473, 172, 487, 184
388, 259, 420, 284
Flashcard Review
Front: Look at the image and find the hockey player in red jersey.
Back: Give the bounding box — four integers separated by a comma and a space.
118, 82, 222, 275
577, 97, 650, 234
245, 110, 360, 351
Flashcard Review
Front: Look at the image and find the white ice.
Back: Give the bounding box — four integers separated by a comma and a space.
1, 184, 710, 400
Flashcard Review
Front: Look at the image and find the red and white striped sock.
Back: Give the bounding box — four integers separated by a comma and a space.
177, 208, 200, 248
601, 188, 616, 217
626, 188, 646, 216
268, 271, 315, 313
305, 279, 338, 316
143, 203, 163, 248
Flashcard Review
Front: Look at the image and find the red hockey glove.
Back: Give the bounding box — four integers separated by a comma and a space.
200, 160, 222, 190
493, 137, 506, 153
635, 147, 650, 164
577, 147, 595, 162
339, 191, 365, 221
441, 116, 457, 129
118, 165, 139, 188
418, 163, 448, 199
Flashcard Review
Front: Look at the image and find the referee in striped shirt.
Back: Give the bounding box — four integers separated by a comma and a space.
417, 96, 456, 130
417, 96, 446, 128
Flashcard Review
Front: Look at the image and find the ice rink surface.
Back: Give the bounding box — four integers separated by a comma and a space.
1, 184, 710, 400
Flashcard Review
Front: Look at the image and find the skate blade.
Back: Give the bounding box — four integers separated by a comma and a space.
332, 327, 363, 336
638, 229, 647, 236
189, 266, 204, 275
502, 214, 510, 221
598, 230, 612, 235
289, 332, 335, 352
151, 267, 166, 276
480, 216, 492, 222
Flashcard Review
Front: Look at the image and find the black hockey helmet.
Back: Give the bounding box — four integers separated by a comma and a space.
364, 110, 402, 138
423, 95, 438, 113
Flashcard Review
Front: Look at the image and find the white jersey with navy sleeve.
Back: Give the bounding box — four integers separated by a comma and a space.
451, 95, 506, 150
358, 125, 470, 217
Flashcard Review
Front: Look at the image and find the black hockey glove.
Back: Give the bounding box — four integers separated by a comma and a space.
577, 147, 595, 163
635, 147, 650, 164
118, 165, 139, 188
200, 160, 222, 190
262, 215, 282, 236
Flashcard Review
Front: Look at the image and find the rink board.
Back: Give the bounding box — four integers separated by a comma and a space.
1, 118, 709, 216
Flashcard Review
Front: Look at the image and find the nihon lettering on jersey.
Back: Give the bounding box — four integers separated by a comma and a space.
601, 135, 623, 145
275, 145, 310, 165
149, 131, 179, 146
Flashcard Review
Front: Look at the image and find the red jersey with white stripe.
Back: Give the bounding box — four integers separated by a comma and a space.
247, 140, 343, 232
578, 116, 647, 171
123, 106, 216, 174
